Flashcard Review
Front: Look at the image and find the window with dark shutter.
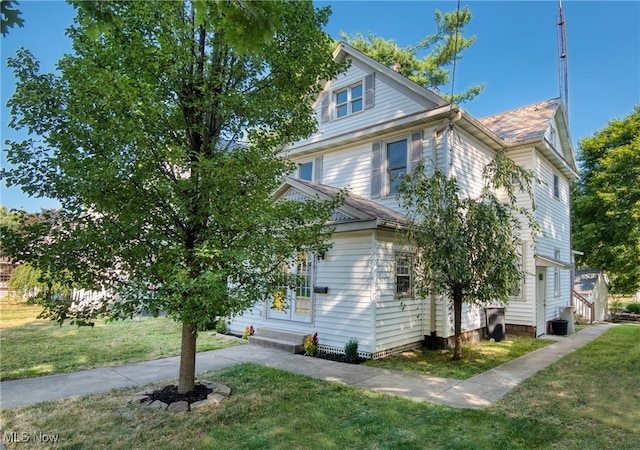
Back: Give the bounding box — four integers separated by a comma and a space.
364, 73, 375, 109
320, 92, 330, 124
387, 139, 408, 195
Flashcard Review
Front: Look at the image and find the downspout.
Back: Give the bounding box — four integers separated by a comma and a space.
433, 108, 462, 174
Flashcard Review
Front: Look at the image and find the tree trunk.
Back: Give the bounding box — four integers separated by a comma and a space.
452, 288, 463, 361
178, 322, 197, 394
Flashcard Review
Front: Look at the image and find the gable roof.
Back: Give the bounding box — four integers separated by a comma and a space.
332, 42, 449, 109
478, 98, 561, 143
273, 177, 410, 231
479, 98, 578, 178
301, 43, 577, 178
574, 269, 609, 293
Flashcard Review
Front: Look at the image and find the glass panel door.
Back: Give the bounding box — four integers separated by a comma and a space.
268, 252, 314, 323
292, 251, 312, 321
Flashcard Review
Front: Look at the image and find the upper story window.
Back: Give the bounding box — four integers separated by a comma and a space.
296, 156, 323, 183
553, 174, 560, 199
320, 73, 374, 124
299, 162, 313, 181
387, 139, 408, 195
371, 131, 423, 199
335, 83, 363, 118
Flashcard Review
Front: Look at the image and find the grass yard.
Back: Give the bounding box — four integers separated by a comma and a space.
362, 335, 554, 379
0, 296, 242, 381
1, 324, 638, 449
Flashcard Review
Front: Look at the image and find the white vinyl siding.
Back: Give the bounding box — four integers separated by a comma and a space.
289, 61, 432, 155
447, 127, 495, 198
374, 231, 423, 353
229, 231, 376, 354
534, 148, 572, 320
322, 144, 371, 195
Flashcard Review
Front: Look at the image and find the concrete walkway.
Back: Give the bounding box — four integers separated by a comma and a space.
0, 324, 611, 410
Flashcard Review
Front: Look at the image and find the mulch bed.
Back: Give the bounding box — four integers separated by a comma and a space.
313, 351, 367, 364
150, 384, 212, 405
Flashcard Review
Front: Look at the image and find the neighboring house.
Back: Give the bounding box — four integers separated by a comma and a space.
573, 269, 609, 322
0, 258, 17, 295
230, 43, 578, 357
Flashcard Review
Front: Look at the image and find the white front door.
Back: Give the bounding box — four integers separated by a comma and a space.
536, 268, 547, 336
268, 251, 313, 323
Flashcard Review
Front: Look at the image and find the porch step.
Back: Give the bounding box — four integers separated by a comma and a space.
248, 328, 309, 354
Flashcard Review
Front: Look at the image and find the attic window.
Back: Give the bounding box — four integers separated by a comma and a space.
335, 82, 363, 118
320, 73, 374, 123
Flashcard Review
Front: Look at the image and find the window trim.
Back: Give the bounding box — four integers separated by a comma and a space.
395, 253, 413, 297
334, 81, 364, 119
386, 138, 408, 197
298, 161, 313, 181
553, 249, 561, 297
296, 156, 323, 182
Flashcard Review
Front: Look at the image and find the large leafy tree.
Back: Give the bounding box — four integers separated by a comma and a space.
1, 0, 24, 36
1, 1, 345, 393
342, 6, 483, 103
572, 106, 640, 293
398, 152, 537, 360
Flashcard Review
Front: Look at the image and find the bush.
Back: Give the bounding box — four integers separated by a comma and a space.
626, 303, 640, 314
215, 318, 228, 334
7, 263, 45, 302
304, 332, 319, 356
344, 338, 359, 362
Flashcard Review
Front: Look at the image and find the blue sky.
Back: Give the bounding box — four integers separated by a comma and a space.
2, 1, 639, 212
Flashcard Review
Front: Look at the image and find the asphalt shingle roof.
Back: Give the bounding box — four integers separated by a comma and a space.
574, 269, 607, 293
291, 178, 410, 228
478, 98, 561, 143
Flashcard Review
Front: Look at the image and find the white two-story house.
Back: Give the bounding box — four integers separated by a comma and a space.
230, 43, 578, 358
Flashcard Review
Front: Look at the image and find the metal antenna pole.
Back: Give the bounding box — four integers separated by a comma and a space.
557, 0, 569, 124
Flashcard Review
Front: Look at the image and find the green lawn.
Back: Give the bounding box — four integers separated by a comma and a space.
363, 335, 554, 379
0, 296, 242, 381
1, 325, 638, 449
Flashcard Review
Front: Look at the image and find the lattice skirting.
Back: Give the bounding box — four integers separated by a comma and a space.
318, 341, 422, 360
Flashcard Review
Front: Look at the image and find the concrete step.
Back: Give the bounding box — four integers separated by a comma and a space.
249, 328, 309, 354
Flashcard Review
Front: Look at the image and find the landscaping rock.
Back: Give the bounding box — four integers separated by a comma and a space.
167, 400, 190, 413
147, 400, 168, 410
131, 381, 231, 413
127, 394, 151, 405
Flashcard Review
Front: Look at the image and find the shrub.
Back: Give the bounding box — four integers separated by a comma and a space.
344, 338, 359, 362
215, 318, 228, 334
304, 332, 319, 356
626, 303, 640, 314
